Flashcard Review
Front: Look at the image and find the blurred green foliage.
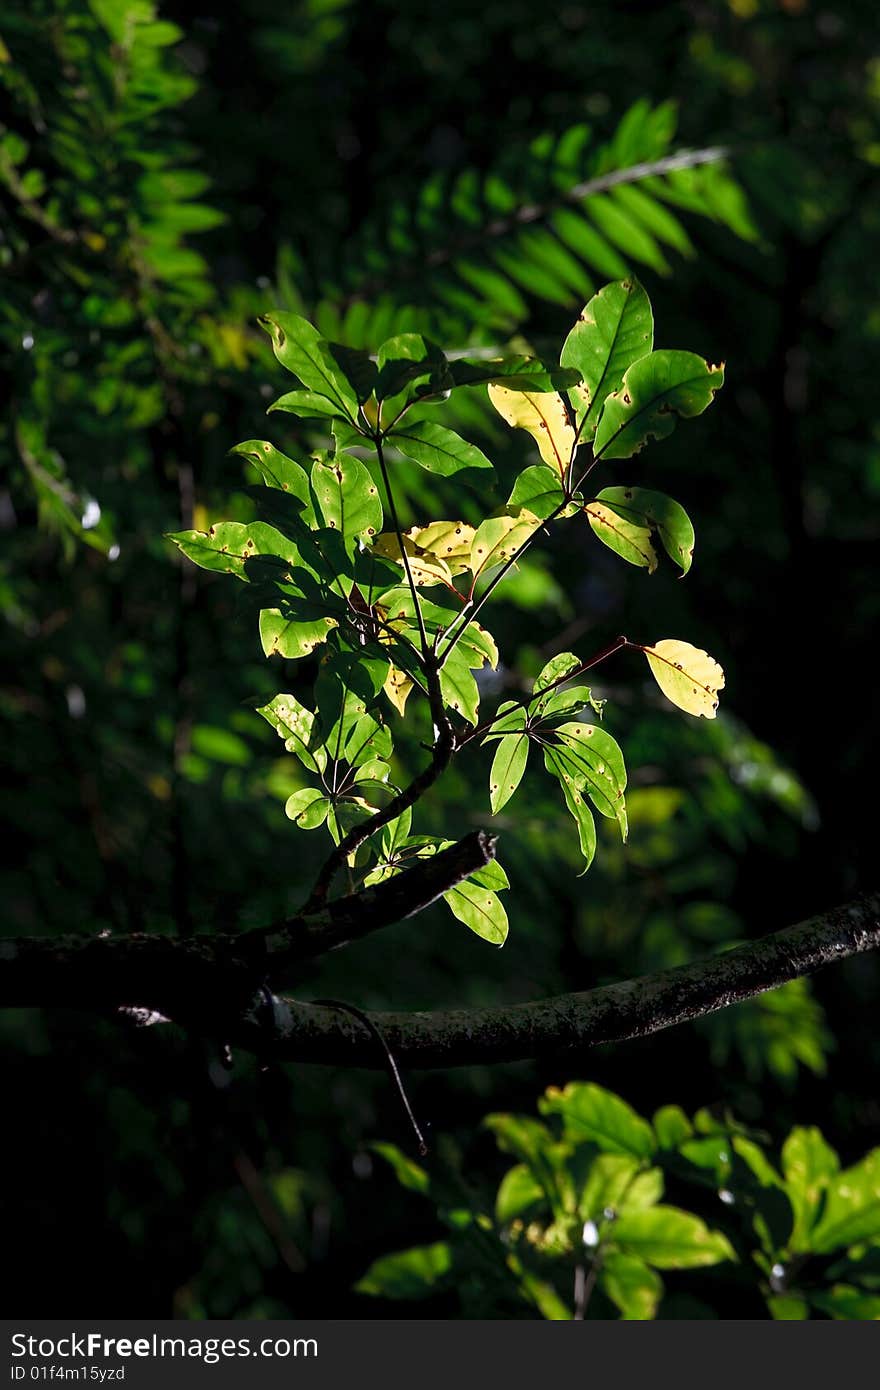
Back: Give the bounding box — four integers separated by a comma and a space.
1, 0, 878, 1318
358, 1081, 880, 1319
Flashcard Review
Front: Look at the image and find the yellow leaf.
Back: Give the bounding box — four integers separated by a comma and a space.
488, 384, 576, 479
384, 665, 414, 715
470, 509, 542, 578
643, 639, 725, 719
405, 520, 475, 576
372, 531, 453, 586
585, 502, 658, 572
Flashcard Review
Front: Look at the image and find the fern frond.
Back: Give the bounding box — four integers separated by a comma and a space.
284, 101, 757, 348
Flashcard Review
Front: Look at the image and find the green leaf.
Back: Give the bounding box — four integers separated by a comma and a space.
810, 1150, 880, 1253
551, 722, 627, 838
390, 420, 493, 476
444, 880, 509, 945
167, 521, 298, 580
593, 349, 724, 460
449, 356, 582, 392
230, 439, 313, 517
496, 1164, 546, 1223
560, 278, 654, 440
468, 858, 510, 891
380, 806, 413, 860
579, 1154, 644, 1220
585, 500, 658, 572
259, 311, 356, 418
375, 333, 449, 402
309, 454, 382, 542
652, 1106, 694, 1150
470, 509, 543, 578
543, 746, 597, 872
284, 788, 329, 829
507, 464, 567, 521
438, 644, 481, 725
541, 1083, 655, 1159
489, 734, 529, 814
781, 1127, 840, 1251
611, 1207, 735, 1269
259, 609, 337, 659
600, 1252, 663, 1320
355, 1242, 452, 1299
531, 652, 581, 701
767, 1295, 810, 1320
594, 486, 695, 574
324, 341, 377, 403
267, 388, 348, 420
371, 1142, 429, 1195
809, 1285, 880, 1320
256, 693, 326, 774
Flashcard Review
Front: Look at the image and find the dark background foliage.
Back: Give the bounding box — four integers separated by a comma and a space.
1, 0, 878, 1316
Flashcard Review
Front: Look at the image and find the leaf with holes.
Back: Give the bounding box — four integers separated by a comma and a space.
259, 609, 338, 660
309, 454, 382, 543
438, 644, 481, 725
256, 693, 326, 774
284, 788, 330, 829
489, 734, 529, 814
560, 278, 654, 440
543, 747, 597, 872
593, 350, 724, 460
585, 501, 658, 572
470, 509, 542, 579
231, 439, 313, 518
167, 522, 299, 580
552, 722, 627, 838
594, 486, 695, 574
488, 384, 577, 479
643, 639, 724, 718
444, 880, 509, 946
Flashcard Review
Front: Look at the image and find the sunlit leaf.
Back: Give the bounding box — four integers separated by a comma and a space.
309, 454, 382, 542
470, 509, 542, 578
507, 464, 569, 521
284, 787, 329, 829
643, 639, 725, 718
541, 1083, 654, 1159
444, 880, 509, 945
259, 311, 357, 418
781, 1127, 840, 1251
585, 501, 658, 571
496, 1165, 546, 1223
600, 1252, 663, 1320
383, 664, 414, 716
390, 420, 493, 476
594, 485, 695, 574
230, 439, 313, 518
438, 644, 481, 724
355, 1242, 452, 1299
167, 522, 298, 580
259, 609, 338, 659
610, 1207, 735, 1269
560, 278, 654, 439
489, 734, 529, 813
593, 349, 724, 459
543, 747, 597, 872
256, 693, 326, 774
487, 383, 577, 478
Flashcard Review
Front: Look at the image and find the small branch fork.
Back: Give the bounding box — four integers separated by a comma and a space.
1, 892, 877, 1069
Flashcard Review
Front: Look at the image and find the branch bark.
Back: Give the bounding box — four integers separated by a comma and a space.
227, 891, 880, 1067
1, 892, 876, 1067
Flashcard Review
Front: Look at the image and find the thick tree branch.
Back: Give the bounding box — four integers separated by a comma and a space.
229, 891, 880, 1067
1, 892, 876, 1069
